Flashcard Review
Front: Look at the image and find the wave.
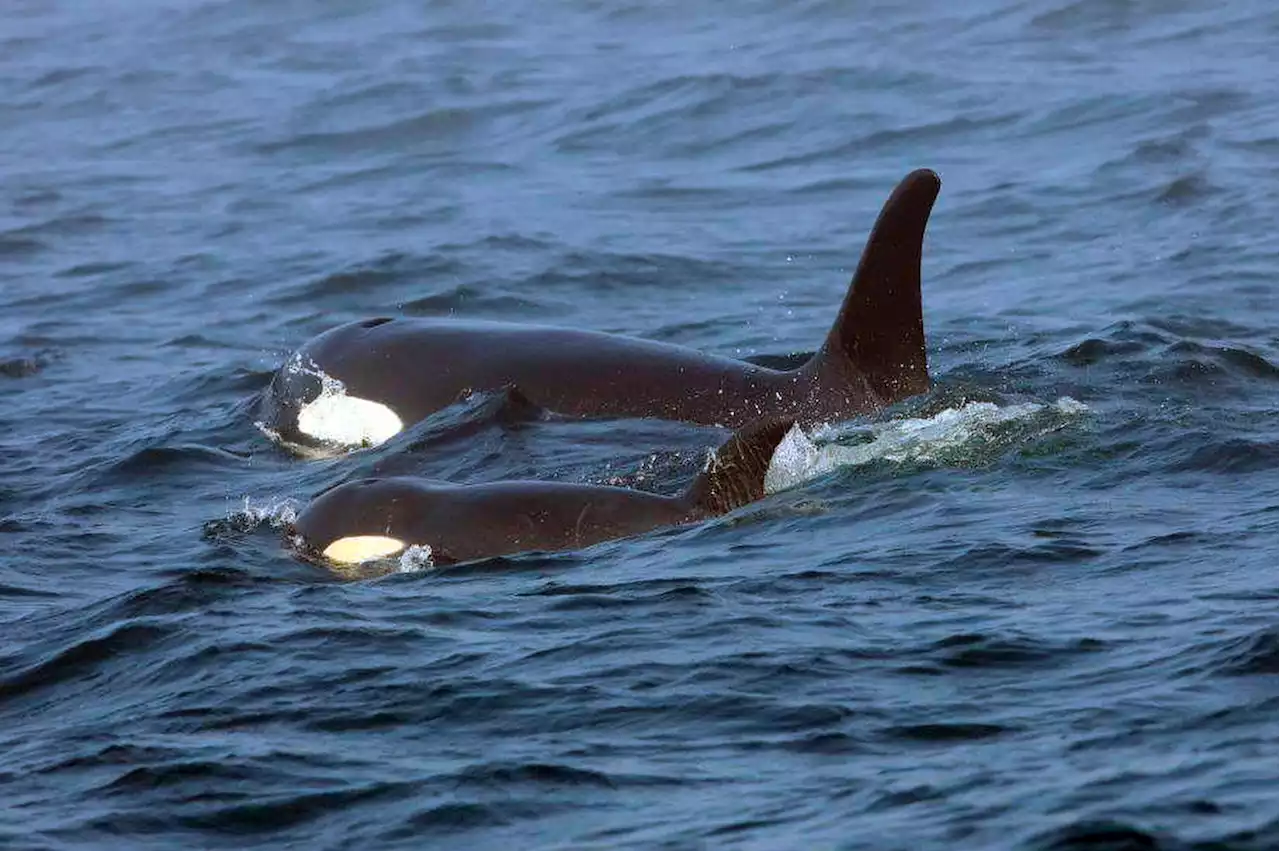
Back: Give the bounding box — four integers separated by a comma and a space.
767, 398, 1090, 492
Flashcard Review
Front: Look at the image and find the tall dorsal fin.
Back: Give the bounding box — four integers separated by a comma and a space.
815, 168, 941, 403
684, 418, 796, 515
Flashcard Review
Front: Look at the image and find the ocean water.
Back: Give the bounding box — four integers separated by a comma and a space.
1, 0, 1277, 848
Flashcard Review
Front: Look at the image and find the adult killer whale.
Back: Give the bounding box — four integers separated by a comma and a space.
291, 418, 794, 567
260, 169, 941, 452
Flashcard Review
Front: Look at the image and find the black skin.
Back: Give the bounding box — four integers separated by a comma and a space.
292, 418, 795, 565
261, 169, 941, 448
295, 477, 699, 565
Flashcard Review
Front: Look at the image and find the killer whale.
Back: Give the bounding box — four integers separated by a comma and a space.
291, 417, 795, 567
260, 169, 940, 452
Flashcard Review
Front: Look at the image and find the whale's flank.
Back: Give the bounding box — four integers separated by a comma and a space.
292, 417, 798, 567
258, 169, 943, 453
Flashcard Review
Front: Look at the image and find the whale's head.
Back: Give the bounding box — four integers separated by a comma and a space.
288, 477, 437, 570
258, 354, 403, 455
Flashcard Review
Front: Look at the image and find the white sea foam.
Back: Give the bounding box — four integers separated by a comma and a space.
765, 397, 1089, 494
397, 544, 435, 573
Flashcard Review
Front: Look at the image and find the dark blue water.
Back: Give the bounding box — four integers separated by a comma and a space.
2, 1, 1276, 848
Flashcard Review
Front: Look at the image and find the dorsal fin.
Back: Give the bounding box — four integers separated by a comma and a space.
814, 168, 941, 403
684, 418, 797, 515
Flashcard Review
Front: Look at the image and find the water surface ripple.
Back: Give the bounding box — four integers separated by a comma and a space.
1, 1, 1276, 849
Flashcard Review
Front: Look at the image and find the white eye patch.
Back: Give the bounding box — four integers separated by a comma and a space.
297, 393, 403, 448
322, 535, 407, 564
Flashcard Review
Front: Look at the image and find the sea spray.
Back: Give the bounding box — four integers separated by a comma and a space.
766, 397, 1089, 493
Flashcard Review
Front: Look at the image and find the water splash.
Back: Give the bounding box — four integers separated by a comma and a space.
398, 544, 435, 573
229, 495, 300, 530
202, 495, 302, 544
765, 398, 1089, 494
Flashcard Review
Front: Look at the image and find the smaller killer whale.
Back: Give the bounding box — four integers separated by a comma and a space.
260, 169, 941, 452
291, 418, 794, 567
